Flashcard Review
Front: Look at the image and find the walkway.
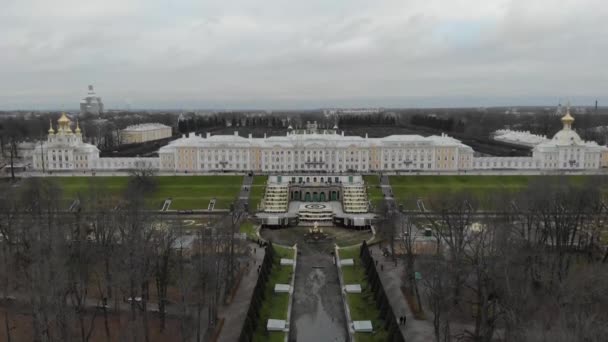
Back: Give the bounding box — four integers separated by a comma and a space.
369, 244, 435, 342
217, 243, 266, 342
378, 175, 435, 341
239, 173, 253, 211
380, 174, 397, 210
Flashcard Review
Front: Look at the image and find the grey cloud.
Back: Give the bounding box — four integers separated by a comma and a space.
0, 0, 606, 109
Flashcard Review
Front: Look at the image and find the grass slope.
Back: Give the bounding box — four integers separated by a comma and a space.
389, 175, 595, 209
50, 176, 243, 210
339, 246, 389, 342
363, 175, 383, 210
253, 245, 294, 342
239, 221, 258, 240
249, 176, 268, 212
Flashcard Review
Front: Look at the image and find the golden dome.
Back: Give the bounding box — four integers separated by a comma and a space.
75, 120, 81, 134
58, 112, 71, 124
561, 107, 575, 127
48, 119, 55, 134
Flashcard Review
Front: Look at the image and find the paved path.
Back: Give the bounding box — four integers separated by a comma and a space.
378, 174, 435, 341
369, 244, 435, 342
217, 243, 265, 342
380, 174, 397, 210
239, 173, 254, 210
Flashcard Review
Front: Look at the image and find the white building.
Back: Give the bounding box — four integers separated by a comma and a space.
33, 113, 100, 171
492, 129, 549, 147
30, 108, 608, 173
80, 85, 104, 115
532, 110, 605, 169
32, 113, 158, 172
475, 108, 608, 170
157, 128, 474, 173
121, 123, 172, 144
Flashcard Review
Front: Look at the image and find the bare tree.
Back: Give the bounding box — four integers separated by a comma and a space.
425, 192, 477, 305
0, 183, 18, 342
226, 202, 245, 296
422, 254, 453, 342
399, 211, 423, 313
153, 217, 177, 332
84, 181, 119, 342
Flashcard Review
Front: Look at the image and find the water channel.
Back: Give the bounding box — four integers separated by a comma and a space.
261, 226, 371, 342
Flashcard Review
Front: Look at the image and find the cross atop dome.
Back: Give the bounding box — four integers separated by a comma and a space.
48, 118, 55, 135
561, 103, 574, 129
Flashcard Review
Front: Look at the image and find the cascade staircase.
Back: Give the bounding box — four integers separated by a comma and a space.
261, 184, 289, 213
342, 184, 369, 213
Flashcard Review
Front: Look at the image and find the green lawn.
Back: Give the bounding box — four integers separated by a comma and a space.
253, 245, 295, 342
249, 176, 268, 212
48, 176, 243, 210
339, 246, 389, 342
239, 221, 258, 240
363, 175, 384, 210
601, 230, 608, 244
389, 175, 598, 209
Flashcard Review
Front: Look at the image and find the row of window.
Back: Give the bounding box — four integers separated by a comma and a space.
475, 160, 535, 168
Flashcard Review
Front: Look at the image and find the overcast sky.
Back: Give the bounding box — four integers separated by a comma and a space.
1, 0, 606, 109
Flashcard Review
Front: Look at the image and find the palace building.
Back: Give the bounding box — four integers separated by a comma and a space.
157, 123, 475, 173
31, 108, 608, 173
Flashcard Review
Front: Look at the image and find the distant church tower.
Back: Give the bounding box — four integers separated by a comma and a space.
80, 85, 104, 115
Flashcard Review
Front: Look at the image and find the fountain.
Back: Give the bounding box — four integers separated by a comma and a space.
305, 221, 328, 242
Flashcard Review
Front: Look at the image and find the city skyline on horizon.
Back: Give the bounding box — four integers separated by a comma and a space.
1, 91, 605, 111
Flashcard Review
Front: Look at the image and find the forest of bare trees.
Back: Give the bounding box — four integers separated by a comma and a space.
0, 175, 249, 342
396, 178, 608, 342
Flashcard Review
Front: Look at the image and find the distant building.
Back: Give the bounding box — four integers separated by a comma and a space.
492, 129, 549, 148
476, 107, 608, 170
80, 85, 104, 115
33, 113, 100, 171
323, 108, 383, 116
121, 123, 172, 144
